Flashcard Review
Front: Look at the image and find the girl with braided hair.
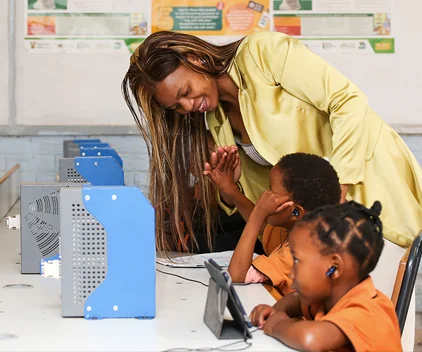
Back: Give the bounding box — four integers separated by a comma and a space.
250, 200, 402, 352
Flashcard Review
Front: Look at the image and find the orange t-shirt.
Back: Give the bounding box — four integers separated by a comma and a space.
261, 223, 289, 255
250, 225, 294, 296
301, 276, 402, 352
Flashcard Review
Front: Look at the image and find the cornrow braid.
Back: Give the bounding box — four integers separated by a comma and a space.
300, 200, 384, 279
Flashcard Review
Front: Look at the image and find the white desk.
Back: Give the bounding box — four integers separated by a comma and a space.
0, 203, 294, 352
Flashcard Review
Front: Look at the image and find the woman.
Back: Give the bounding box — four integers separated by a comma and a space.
122, 30, 422, 253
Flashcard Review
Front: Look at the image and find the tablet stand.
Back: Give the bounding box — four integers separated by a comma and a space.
203, 277, 251, 340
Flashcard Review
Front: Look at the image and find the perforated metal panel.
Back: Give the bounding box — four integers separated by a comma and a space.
59, 158, 86, 183
20, 183, 80, 274
67, 169, 84, 183
71, 203, 107, 303
61, 187, 108, 317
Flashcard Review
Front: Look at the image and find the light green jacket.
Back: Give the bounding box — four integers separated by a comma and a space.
207, 32, 422, 247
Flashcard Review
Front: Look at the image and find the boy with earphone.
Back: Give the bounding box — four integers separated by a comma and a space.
250, 201, 402, 351
205, 150, 341, 295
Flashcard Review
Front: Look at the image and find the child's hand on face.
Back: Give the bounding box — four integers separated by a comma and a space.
203, 145, 240, 192
253, 190, 294, 220
250, 304, 276, 329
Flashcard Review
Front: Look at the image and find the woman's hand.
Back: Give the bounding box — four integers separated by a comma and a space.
208, 145, 242, 183
203, 146, 240, 192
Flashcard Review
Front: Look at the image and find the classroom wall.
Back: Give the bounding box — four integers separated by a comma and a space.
0, 135, 149, 191
14, 1, 133, 126
0, 1, 9, 126
0, 133, 420, 200
3, 0, 422, 130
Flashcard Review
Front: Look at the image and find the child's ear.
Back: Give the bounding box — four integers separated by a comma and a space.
291, 204, 305, 220
330, 254, 344, 279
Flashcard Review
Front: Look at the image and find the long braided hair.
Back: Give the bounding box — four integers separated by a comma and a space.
121, 31, 243, 252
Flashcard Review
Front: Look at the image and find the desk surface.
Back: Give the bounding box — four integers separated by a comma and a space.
0, 203, 294, 352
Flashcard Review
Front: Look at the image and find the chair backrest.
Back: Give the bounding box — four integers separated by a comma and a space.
395, 231, 422, 334
391, 250, 410, 307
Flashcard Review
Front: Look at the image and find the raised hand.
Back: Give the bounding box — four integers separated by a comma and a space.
208, 145, 241, 184
203, 146, 240, 192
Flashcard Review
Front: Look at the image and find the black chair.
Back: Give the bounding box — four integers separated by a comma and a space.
395, 231, 422, 334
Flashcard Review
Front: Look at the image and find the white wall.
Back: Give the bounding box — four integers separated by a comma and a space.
2, 0, 422, 128
0, 1, 9, 126
318, 0, 421, 127
14, 1, 134, 126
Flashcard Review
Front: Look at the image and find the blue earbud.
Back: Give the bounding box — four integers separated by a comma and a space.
326, 266, 337, 277
291, 208, 300, 217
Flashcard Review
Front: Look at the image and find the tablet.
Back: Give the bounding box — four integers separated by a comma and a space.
204, 258, 253, 330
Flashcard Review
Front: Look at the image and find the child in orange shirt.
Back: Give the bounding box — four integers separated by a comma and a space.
250, 201, 402, 352
204, 149, 341, 296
